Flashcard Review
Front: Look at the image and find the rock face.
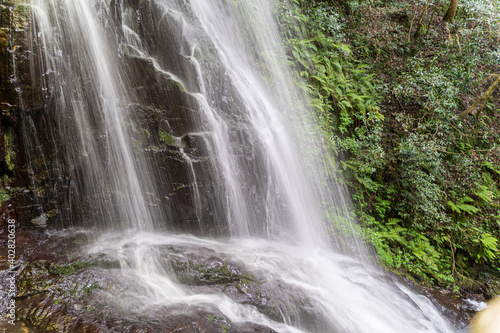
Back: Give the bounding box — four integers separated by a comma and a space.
1, 228, 480, 333
0, 2, 254, 328
0, 0, 230, 235
0, 2, 38, 226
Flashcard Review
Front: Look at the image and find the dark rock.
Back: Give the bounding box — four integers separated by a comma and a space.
148, 242, 330, 328
396, 275, 486, 329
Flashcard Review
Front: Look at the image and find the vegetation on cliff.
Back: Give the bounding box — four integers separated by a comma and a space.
280, 0, 500, 294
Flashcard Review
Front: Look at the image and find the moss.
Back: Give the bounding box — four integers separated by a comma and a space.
16, 4, 30, 12
48, 256, 120, 275
8, 3, 31, 30
159, 130, 176, 146
48, 260, 94, 276
129, 119, 152, 149
27, 304, 73, 332
17, 262, 54, 297
141, 128, 150, 138
121, 43, 142, 57
0, 186, 10, 204
0, 28, 8, 47
92, 254, 121, 269
159, 130, 188, 148
49, 264, 76, 276
490, 280, 500, 296
206, 314, 232, 332
174, 259, 254, 286
197, 262, 242, 284
19, 276, 33, 290
4, 129, 15, 171
46, 209, 57, 218
72, 237, 85, 245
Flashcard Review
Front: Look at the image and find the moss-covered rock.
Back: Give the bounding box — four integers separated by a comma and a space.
145, 243, 324, 325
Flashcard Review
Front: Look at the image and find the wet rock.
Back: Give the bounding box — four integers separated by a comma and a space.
485, 280, 500, 297
233, 323, 278, 333
0, 2, 64, 228
162, 245, 248, 286
0, 0, 218, 232
0, 4, 45, 111
0, 230, 281, 332
0, 0, 237, 237
399, 275, 490, 329
30, 213, 47, 228
151, 243, 329, 327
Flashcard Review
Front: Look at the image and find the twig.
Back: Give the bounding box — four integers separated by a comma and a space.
408, 6, 418, 43
414, 4, 429, 38
448, 236, 456, 278
425, 4, 437, 37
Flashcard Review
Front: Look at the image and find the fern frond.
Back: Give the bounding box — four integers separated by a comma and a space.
387, 218, 402, 225
448, 197, 479, 214
474, 185, 493, 204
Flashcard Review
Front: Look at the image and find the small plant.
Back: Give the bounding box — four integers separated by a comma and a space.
475, 233, 500, 263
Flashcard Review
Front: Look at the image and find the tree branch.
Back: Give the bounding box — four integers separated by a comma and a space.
459, 73, 500, 118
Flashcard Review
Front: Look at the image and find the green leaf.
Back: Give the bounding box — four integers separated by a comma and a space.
479, 233, 499, 261
340, 100, 352, 109
449, 197, 479, 214
448, 201, 460, 213
474, 185, 493, 204
332, 61, 342, 73
387, 218, 402, 225
482, 161, 500, 175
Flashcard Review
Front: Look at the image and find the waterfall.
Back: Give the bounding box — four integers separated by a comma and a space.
28, 0, 160, 230
21, 0, 460, 332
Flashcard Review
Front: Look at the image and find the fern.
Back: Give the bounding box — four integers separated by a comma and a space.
447, 196, 479, 214
482, 161, 500, 175
474, 185, 493, 204
411, 235, 440, 272
378, 218, 407, 245
387, 218, 402, 225
475, 233, 500, 262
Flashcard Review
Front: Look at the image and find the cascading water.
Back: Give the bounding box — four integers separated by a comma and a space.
27, 0, 161, 231
20, 0, 461, 332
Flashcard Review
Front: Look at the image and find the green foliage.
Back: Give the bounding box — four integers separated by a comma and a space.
4, 130, 15, 171
49, 260, 96, 276
280, 0, 500, 289
448, 197, 479, 215
206, 314, 231, 332
54, 281, 100, 305
377, 218, 406, 246
0, 182, 11, 204
1, 147, 19, 203
475, 233, 500, 263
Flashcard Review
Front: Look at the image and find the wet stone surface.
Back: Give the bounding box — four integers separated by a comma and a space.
0, 229, 282, 332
